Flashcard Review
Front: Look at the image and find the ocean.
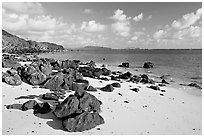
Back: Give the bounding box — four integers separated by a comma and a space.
39, 49, 202, 88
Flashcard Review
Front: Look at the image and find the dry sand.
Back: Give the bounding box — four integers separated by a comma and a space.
2, 66, 202, 135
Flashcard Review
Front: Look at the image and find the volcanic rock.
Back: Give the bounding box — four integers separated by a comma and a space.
53, 95, 80, 118
87, 86, 97, 91
33, 102, 52, 114
119, 72, 132, 79
2, 69, 22, 86
149, 85, 160, 90
62, 111, 104, 132
111, 82, 121, 88
143, 62, 154, 69
100, 84, 114, 92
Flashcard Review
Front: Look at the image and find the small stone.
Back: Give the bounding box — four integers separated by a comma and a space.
124, 101, 129, 103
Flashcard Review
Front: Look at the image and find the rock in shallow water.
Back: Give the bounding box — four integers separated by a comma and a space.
62, 111, 104, 132
143, 62, 154, 69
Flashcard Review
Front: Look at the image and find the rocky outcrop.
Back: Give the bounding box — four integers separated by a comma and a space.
2, 68, 22, 86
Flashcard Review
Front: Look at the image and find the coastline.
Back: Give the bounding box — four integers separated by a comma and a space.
2, 58, 202, 135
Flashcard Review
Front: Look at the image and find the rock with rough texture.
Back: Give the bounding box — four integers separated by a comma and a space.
21, 100, 38, 111
149, 85, 160, 90
87, 86, 97, 91
111, 82, 121, 88
27, 72, 47, 85
72, 79, 89, 91
42, 72, 64, 91
53, 95, 79, 118
62, 111, 104, 132
2, 59, 21, 69
100, 84, 114, 92
76, 91, 101, 113
162, 79, 169, 84
2, 69, 22, 86
129, 75, 140, 83
130, 88, 139, 92
119, 72, 132, 79
61, 60, 79, 69
143, 62, 154, 69
42, 93, 59, 101
188, 83, 202, 89
118, 62, 129, 68
33, 102, 52, 114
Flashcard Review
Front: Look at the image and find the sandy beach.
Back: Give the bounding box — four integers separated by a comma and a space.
2, 63, 202, 135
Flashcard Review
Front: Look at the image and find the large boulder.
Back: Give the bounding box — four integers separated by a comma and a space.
53, 90, 102, 119
75, 91, 101, 113
19, 61, 52, 85
53, 95, 80, 118
62, 111, 104, 132
27, 72, 47, 85
2, 69, 22, 86
42, 72, 65, 91
143, 62, 154, 69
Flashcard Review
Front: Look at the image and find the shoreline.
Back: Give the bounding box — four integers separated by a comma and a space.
2, 54, 202, 135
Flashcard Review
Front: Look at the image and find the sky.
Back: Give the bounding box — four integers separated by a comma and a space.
2, 2, 202, 49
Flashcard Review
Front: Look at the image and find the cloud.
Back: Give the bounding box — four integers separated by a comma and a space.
146, 15, 152, 21
80, 20, 106, 32
173, 26, 202, 40
2, 2, 44, 14
111, 9, 131, 37
3, 9, 68, 32
83, 9, 93, 14
112, 21, 130, 37
111, 9, 131, 22
133, 13, 143, 22
172, 8, 202, 30
153, 30, 167, 39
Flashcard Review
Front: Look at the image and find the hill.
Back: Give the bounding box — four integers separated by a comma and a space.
2, 30, 64, 54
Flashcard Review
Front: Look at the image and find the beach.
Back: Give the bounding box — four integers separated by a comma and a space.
2, 59, 202, 135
